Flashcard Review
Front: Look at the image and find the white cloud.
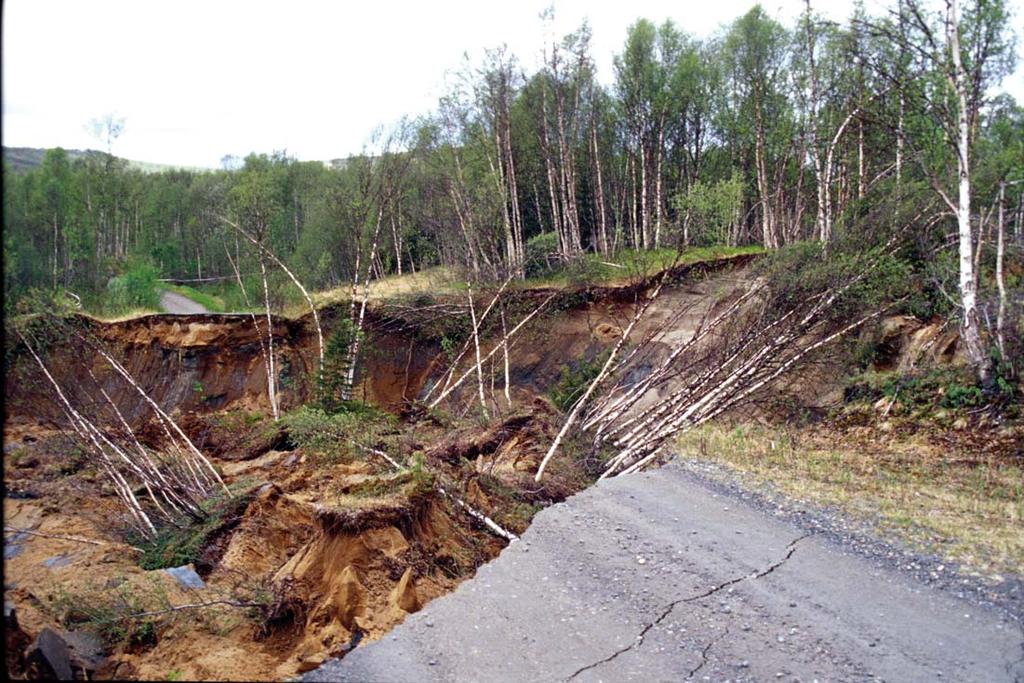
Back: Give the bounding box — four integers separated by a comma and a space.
3, 0, 1021, 168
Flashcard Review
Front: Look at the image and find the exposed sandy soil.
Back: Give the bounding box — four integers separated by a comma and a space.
12, 253, 926, 681
3, 410, 545, 680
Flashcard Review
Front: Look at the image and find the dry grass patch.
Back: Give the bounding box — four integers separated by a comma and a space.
677, 418, 1024, 577
308, 267, 459, 312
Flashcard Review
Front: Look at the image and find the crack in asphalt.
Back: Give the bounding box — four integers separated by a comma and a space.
564, 533, 812, 681
687, 628, 729, 680
681, 532, 813, 604
1007, 628, 1024, 679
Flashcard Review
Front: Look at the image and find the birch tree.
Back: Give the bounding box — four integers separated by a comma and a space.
872, 0, 1016, 382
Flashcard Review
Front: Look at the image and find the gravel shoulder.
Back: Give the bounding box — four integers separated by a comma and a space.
305, 459, 1024, 683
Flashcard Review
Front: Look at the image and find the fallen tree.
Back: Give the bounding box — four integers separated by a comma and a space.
536, 218, 919, 481
13, 311, 229, 539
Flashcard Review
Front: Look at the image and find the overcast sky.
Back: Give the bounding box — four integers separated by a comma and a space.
3, 0, 1022, 168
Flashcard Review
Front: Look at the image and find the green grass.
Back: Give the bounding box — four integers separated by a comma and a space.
101, 246, 762, 322
159, 284, 227, 313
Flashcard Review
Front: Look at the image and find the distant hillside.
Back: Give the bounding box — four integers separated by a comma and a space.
2, 147, 210, 174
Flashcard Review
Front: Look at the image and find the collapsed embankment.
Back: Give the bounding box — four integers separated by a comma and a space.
5, 252, 971, 680
5, 253, 761, 432
0, 256, 749, 680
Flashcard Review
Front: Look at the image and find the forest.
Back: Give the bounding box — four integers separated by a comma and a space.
4, 0, 1022, 386
3, 2, 1024, 678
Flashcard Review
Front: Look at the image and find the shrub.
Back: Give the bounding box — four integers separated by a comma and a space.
51, 580, 167, 649
524, 232, 561, 278
316, 320, 360, 413
940, 381, 985, 409
105, 260, 160, 313
549, 350, 611, 412
281, 405, 392, 461
135, 493, 251, 571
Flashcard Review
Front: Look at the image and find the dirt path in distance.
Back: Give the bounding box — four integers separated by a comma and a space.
159, 289, 209, 314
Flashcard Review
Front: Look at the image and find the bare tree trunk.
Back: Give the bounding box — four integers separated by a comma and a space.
257, 252, 280, 421
504, 109, 525, 278
429, 292, 556, 409
803, 0, 828, 244
500, 304, 512, 409
535, 278, 667, 481
897, 92, 905, 186
857, 119, 866, 200
220, 216, 325, 374
654, 121, 665, 248
639, 142, 649, 249
344, 207, 385, 399
466, 282, 489, 420
947, 0, 988, 382
754, 110, 774, 249
53, 213, 59, 291
995, 181, 1007, 363
629, 152, 639, 248
223, 239, 274, 421
424, 276, 513, 405
591, 120, 609, 256
391, 213, 403, 277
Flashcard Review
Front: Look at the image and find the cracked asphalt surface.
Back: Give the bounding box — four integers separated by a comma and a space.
304, 461, 1024, 682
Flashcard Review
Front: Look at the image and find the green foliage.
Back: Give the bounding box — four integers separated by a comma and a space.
524, 232, 561, 278
845, 367, 999, 412
940, 381, 985, 409
281, 405, 392, 462
1, 0, 1019, 346
672, 172, 743, 246
135, 493, 251, 571
316, 320, 361, 413
408, 452, 434, 491
51, 579, 167, 649
440, 334, 458, 363
549, 350, 611, 412
756, 238, 912, 322
105, 260, 161, 313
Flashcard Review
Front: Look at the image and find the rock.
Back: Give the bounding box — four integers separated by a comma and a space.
389, 567, 421, 614
4, 532, 28, 560
161, 564, 206, 590
95, 660, 136, 680
330, 566, 368, 631
26, 627, 73, 681
952, 417, 968, 430
5, 603, 31, 678
296, 655, 326, 673
43, 554, 74, 569
63, 630, 106, 674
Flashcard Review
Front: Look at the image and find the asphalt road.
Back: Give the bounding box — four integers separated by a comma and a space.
304, 461, 1024, 683
158, 289, 208, 315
